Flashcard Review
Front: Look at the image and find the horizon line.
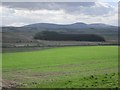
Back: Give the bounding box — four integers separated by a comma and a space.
1, 22, 118, 27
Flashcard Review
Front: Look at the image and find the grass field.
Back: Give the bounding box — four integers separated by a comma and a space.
2, 46, 118, 88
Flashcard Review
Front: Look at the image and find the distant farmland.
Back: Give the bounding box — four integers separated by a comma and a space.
2, 46, 118, 88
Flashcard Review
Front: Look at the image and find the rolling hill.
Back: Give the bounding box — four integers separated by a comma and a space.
23, 22, 116, 29
2, 22, 118, 44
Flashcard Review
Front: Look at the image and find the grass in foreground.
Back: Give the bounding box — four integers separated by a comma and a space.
2, 46, 118, 88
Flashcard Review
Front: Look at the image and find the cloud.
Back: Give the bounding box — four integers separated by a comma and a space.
1, 2, 118, 26
2, 2, 117, 16
78, 2, 117, 16
2, 2, 95, 10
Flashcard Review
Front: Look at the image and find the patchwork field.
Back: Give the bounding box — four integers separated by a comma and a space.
2, 46, 118, 88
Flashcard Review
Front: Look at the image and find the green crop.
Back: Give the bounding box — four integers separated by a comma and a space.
2, 46, 118, 88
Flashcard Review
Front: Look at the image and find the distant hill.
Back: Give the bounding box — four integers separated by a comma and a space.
2, 22, 118, 43
23, 22, 117, 29
2, 22, 118, 32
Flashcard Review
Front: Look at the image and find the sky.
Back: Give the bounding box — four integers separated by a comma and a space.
0, 1, 118, 27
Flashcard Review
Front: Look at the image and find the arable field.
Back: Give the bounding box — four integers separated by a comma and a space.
2, 46, 118, 88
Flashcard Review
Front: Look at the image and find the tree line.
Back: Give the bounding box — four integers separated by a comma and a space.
34, 31, 105, 42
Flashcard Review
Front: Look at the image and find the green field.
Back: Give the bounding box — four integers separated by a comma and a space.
2, 46, 118, 88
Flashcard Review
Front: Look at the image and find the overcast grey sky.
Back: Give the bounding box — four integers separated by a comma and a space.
1, 2, 118, 26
